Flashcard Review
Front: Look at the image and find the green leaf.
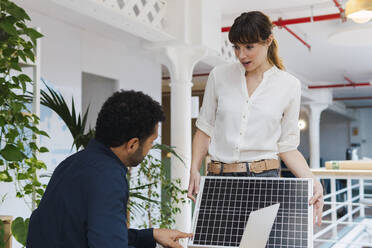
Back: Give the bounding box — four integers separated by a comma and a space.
24, 184, 33, 191
3, 47, 15, 57
35, 160, 46, 169
129, 182, 157, 191
7, 162, 17, 169
21, 81, 26, 93
11, 217, 29, 246
39, 147, 49, 153
0, 170, 12, 182
18, 74, 31, 83
37, 130, 49, 137
32, 180, 41, 187
152, 143, 185, 164
0, 22, 17, 36
10, 61, 22, 71
129, 192, 159, 204
0, 220, 5, 248
40, 81, 88, 149
17, 173, 28, 180
5, 128, 19, 141
25, 28, 43, 44
0, 144, 26, 161
18, 52, 27, 64
0, 116, 5, 127
11, 76, 20, 84
23, 48, 34, 62
6, 1, 31, 21
10, 102, 24, 113
29, 142, 38, 151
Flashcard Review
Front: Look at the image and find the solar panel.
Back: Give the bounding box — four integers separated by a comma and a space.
188, 176, 313, 248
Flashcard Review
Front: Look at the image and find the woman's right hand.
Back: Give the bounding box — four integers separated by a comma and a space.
187, 169, 201, 202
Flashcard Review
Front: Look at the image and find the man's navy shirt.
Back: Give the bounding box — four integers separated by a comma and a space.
27, 139, 156, 248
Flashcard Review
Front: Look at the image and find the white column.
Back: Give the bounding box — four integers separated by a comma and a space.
306, 103, 328, 169
164, 46, 207, 238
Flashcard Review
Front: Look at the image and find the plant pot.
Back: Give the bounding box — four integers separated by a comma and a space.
0, 216, 12, 248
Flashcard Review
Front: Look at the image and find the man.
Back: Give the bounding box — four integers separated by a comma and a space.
27, 90, 192, 248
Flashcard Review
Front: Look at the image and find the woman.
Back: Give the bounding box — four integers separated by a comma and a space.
187, 11, 324, 226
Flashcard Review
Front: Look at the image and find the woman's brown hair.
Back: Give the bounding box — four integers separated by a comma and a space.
228, 11, 285, 70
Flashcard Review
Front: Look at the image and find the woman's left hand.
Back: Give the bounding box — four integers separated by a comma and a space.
309, 179, 324, 227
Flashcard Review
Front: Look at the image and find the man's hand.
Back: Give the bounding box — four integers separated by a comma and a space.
309, 179, 324, 227
153, 229, 193, 248
187, 170, 201, 202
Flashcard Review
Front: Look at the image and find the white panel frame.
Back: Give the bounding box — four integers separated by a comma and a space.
188, 176, 313, 248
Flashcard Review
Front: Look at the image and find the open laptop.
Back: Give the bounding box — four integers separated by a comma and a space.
239, 203, 280, 248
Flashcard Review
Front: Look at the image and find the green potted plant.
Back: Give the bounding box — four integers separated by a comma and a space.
0, 1, 48, 247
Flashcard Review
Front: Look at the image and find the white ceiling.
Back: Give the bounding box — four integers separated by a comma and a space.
214, 0, 372, 108
19, 0, 372, 108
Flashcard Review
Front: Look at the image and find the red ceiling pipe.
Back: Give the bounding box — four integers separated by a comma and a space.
281, 25, 311, 50
274, 13, 341, 26
221, 13, 341, 32
332, 0, 347, 22
333, 0, 344, 14
221, 26, 231, 33
344, 76, 356, 87
221, 13, 341, 49
334, 96, 372, 101
308, 82, 371, 89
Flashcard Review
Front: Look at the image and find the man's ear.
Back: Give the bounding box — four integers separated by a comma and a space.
126, 137, 140, 152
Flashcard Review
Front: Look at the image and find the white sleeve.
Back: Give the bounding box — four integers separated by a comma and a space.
278, 80, 301, 153
195, 69, 217, 137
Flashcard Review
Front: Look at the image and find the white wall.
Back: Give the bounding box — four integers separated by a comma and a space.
351, 109, 372, 159
298, 110, 351, 166
319, 111, 351, 162
82, 73, 118, 130
0, 6, 162, 247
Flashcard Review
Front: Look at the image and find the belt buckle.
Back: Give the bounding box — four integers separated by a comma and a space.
250, 160, 265, 174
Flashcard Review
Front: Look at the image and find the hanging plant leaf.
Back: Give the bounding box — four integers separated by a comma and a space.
152, 143, 184, 164
0, 220, 5, 248
0, 144, 26, 161
39, 147, 49, 153
11, 217, 29, 246
0, 171, 12, 182
4, 1, 30, 21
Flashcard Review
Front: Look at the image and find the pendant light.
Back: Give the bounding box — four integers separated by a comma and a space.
346, 0, 372, 23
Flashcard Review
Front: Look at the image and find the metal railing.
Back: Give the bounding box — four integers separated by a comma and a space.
311, 169, 372, 247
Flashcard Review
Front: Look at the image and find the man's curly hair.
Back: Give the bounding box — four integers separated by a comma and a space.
95, 90, 165, 147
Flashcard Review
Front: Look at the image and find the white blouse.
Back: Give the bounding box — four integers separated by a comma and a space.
196, 62, 301, 163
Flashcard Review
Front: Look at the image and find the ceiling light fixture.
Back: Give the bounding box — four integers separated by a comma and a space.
298, 119, 307, 131
346, 0, 372, 23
